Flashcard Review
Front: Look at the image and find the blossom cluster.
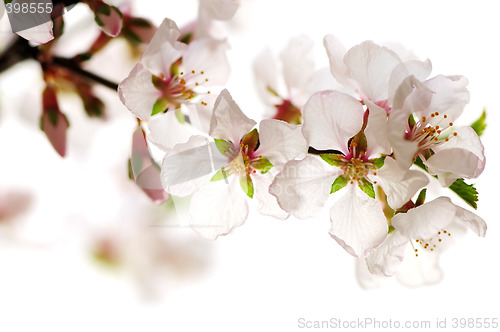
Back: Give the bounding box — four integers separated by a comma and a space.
115, 8, 487, 284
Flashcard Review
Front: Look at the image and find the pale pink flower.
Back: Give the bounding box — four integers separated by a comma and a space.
118, 18, 230, 131
161, 90, 308, 239
389, 75, 485, 186
270, 90, 428, 257
366, 197, 486, 278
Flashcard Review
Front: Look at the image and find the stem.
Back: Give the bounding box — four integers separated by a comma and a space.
52, 56, 118, 90
0, 36, 119, 91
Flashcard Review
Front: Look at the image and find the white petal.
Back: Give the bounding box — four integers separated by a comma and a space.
253, 172, 288, 220
279, 35, 315, 92
142, 18, 185, 77
301, 67, 342, 105
147, 111, 196, 152
388, 59, 432, 105
329, 184, 388, 258
189, 176, 248, 240
161, 135, 225, 196
364, 100, 391, 156
355, 258, 382, 289
343, 41, 402, 101
323, 35, 357, 91
392, 197, 456, 239
387, 108, 419, 169
395, 246, 443, 287
209, 89, 256, 143
302, 90, 364, 153
253, 48, 280, 106
425, 126, 485, 186
188, 92, 218, 134
182, 38, 230, 86
255, 119, 308, 167
366, 231, 409, 277
391, 75, 433, 113
454, 205, 487, 237
422, 75, 470, 125
372, 157, 429, 210
199, 0, 239, 20
269, 156, 340, 219
16, 21, 54, 44
118, 63, 160, 121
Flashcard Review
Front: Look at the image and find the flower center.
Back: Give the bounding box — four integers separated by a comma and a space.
224, 143, 262, 177
341, 157, 377, 184
412, 229, 452, 257
408, 112, 458, 157
155, 69, 211, 108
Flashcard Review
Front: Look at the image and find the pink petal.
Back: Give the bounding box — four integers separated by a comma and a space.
329, 184, 388, 258
270, 156, 340, 219
302, 90, 364, 153
209, 89, 256, 144
189, 176, 248, 240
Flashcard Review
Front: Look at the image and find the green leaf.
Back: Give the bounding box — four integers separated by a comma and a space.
239, 174, 254, 199
413, 156, 427, 171
371, 157, 385, 169
449, 178, 478, 209
251, 157, 273, 174
358, 178, 375, 199
415, 188, 427, 207
214, 139, 233, 157
470, 109, 487, 137
413, 157, 478, 209
151, 98, 168, 116
330, 175, 349, 194
240, 128, 259, 152
211, 168, 228, 182
320, 153, 344, 167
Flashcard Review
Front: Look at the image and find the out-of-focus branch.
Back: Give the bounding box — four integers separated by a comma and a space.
0, 36, 119, 91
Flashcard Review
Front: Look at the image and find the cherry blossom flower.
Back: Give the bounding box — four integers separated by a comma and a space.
389, 75, 485, 186
160, 89, 308, 239
178, 0, 239, 42
366, 196, 486, 279
253, 35, 335, 124
323, 35, 431, 112
270, 90, 428, 257
118, 17, 230, 129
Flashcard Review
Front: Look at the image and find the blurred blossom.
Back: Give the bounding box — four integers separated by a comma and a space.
87, 199, 212, 299
0, 190, 32, 224
253, 35, 336, 124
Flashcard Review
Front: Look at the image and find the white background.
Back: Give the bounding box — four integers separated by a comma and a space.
0, 1, 499, 331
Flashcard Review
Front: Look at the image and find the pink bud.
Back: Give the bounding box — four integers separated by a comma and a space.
41, 86, 69, 157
